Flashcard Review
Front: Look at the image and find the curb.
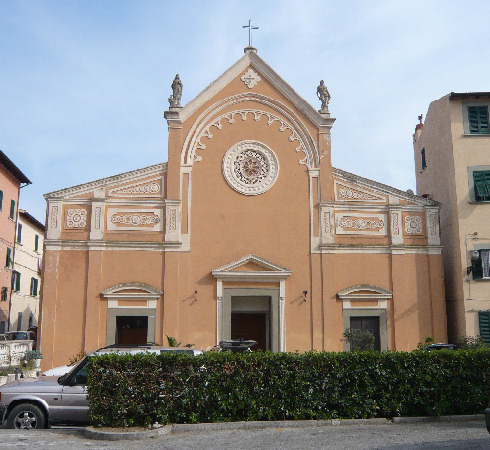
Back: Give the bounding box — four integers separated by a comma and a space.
392, 414, 484, 424
82, 425, 172, 441
172, 418, 389, 433
79, 415, 484, 441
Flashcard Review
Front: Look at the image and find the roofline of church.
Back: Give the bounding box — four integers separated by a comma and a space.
176, 49, 333, 128
332, 167, 440, 206
44, 162, 167, 199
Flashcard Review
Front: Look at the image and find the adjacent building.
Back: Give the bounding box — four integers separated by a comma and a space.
0, 151, 31, 333
413, 92, 490, 343
10, 210, 44, 331
39, 48, 447, 369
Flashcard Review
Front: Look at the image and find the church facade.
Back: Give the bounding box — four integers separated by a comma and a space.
40, 49, 447, 369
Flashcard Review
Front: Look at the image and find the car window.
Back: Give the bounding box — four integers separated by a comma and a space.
161, 349, 195, 355
74, 366, 88, 385
58, 356, 88, 384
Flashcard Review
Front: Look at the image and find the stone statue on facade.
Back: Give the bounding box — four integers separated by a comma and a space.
168, 74, 183, 108
316, 80, 330, 114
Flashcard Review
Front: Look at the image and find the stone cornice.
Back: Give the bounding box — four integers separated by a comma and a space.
338, 284, 393, 300
44, 239, 179, 251
101, 282, 162, 298
44, 163, 167, 200
332, 167, 440, 207
319, 244, 443, 254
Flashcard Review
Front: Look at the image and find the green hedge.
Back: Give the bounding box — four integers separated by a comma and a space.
87, 350, 490, 427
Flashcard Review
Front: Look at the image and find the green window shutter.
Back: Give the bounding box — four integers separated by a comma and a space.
478, 311, 490, 344
30, 277, 38, 296
15, 272, 21, 292
473, 171, 490, 201
6, 248, 11, 267
9, 200, 15, 219
0, 190, 3, 210
17, 224, 22, 243
468, 106, 489, 134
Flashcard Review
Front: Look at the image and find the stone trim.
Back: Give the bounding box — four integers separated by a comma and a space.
212, 253, 291, 280
101, 282, 162, 298
176, 50, 333, 128
332, 167, 439, 207
337, 284, 393, 300
44, 163, 167, 200
181, 93, 319, 168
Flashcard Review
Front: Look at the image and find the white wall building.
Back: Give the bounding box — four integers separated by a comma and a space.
10, 210, 44, 331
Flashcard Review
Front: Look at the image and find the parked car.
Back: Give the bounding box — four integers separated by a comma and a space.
0, 346, 203, 429
41, 363, 73, 377
423, 343, 456, 351
219, 339, 257, 352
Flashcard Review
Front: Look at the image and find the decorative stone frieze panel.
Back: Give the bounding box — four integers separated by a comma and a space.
241, 69, 261, 88
65, 208, 88, 229
222, 141, 279, 196
319, 205, 334, 244
403, 215, 424, 235
90, 201, 105, 240
335, 212, 387, 235
46, 201, 62, 239
334, 181, 386, 203
108, 177, 164, 198
106, 208, 163, 232
164, 200, 181, 242
390, 209, 403, 245
426, 208, 440, 245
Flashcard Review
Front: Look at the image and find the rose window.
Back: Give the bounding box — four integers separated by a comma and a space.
222, 141, 279, 195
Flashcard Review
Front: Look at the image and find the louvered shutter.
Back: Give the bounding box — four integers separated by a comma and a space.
478, 311, 490, 344
473, 171, 490, 201
468, 106, 489, 134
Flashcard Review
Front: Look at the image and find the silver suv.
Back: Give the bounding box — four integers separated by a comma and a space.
0, 346, 203, 429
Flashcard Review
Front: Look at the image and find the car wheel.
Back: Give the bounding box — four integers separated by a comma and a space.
6, 403, 46, 429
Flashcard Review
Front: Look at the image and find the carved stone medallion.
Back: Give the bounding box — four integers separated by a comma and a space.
66, 209, 87, 228
404, 215, 423, 234
241, 69, 261, 88
222, 141, 279, 195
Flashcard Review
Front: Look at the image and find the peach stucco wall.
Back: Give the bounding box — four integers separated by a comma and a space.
40, 57, 446, 369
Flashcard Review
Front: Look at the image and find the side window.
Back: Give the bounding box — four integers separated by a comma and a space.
17, 223, 22, 243
473, 170, 490, 202
34, 235, 39, 252
9, 200, 15, 220
468, 105, 489, 134
30, 278, 38, 296
74, 366, 88, 385
6, 248, 11, 268
478, 311, 490, 344
421, 148, 427, 170
0, 190, 3, 210
471, 249, 490, 279
1, 287, 8, 301
12, 271, 21, 292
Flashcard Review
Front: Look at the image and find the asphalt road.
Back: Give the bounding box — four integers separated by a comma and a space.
0, 420, 488, 449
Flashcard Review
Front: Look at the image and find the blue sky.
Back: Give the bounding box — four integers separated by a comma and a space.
2, 0, 490, 222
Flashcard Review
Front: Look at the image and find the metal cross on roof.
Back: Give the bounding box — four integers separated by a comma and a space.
243, 20, 259, 47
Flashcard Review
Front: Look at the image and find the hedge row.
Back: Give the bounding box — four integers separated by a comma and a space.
87, 350, 490, 427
